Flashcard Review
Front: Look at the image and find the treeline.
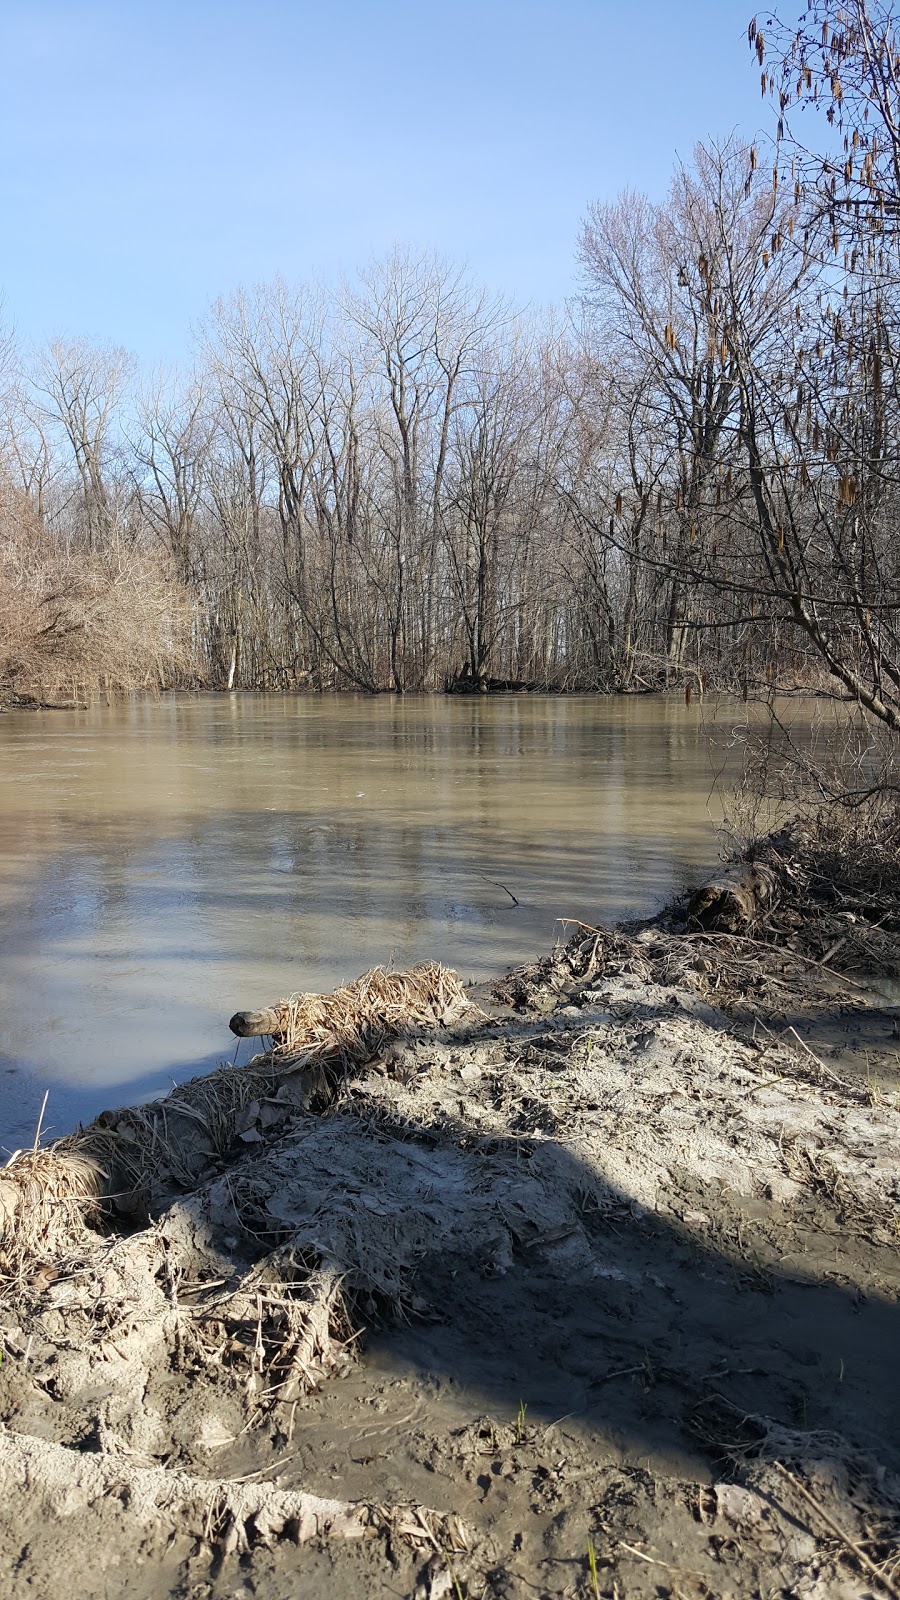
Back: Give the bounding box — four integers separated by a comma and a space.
0, 258, 710, 699
2, 1, 900, 726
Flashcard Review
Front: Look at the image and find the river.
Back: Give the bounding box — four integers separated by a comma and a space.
0, 692, 751, 1146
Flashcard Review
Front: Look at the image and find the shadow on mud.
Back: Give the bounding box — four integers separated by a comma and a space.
184, 1061, 900, 1484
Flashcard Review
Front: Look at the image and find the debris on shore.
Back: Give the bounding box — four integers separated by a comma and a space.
2, 828, 899, 1599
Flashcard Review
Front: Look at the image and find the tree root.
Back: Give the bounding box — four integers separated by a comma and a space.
198, 1252, 358, 1401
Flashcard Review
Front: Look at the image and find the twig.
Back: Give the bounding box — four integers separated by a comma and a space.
752, 1015, 862, 1099
772, 1460, 900, 1600
228, 1450, 301, 1484
592, 1364, 646, 1385
785, 1025, 856, 1092
739, 1075, 784, 1098
681, 930, 869, 990
618, 1541, 705, 1578
819, 936, 848, 967
32, 1091, 49, 1152
477, 871, 519, 907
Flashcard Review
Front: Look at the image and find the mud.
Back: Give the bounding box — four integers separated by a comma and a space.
1, 921, 899, 1598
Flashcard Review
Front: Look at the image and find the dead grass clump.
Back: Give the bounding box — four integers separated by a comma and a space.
0, 1135, 115, 1278
746, 812, 900, 974
0, 1061, 309, 1281
790, 802, 900, 909
274, 963, 478, 1067
102, 1055, 321, 1192
493, 925, 648, 1010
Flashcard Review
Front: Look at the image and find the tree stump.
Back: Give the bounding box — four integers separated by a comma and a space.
687, 861, 780, 932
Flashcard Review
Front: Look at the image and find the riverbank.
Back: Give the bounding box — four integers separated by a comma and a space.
1, 829, 899, 1599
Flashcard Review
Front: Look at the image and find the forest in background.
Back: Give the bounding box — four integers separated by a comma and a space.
1, 1, 899, 740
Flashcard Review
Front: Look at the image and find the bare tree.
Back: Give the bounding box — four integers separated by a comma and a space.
723, 4, 900, 730
34, 338, 135, 549
132, 371, 211, 587
574, 137, 803, 690
347, 249, 507, 690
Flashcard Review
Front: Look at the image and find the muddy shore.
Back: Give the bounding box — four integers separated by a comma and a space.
1, 833, 899, 1600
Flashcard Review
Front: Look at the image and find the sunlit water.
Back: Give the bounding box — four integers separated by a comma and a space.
0, 692, 751, 1146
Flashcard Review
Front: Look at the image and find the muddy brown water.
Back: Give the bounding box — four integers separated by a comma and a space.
0, 691, 761, 1147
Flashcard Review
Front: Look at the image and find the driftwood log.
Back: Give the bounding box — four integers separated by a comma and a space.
687, 860, 781, 933
229, 1006, 285, 1038
444, 664, 534, 694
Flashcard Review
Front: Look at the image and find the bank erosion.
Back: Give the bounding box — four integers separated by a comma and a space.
1, 822, 899, 1600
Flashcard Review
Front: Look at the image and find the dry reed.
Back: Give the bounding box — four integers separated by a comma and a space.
274, 962, 476, 1066
0, 1134, 117, 1278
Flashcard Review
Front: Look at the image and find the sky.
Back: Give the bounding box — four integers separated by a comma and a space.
0, 1, 780, 366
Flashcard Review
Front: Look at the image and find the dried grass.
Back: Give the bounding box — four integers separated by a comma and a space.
0, 1134, 117, 1278
106, 1057, 317, 1183
195, 1251, 357, 1404
273, 962, 478, 1067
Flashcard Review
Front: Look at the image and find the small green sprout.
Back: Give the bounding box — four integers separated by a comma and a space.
587, 1535, 600, 1599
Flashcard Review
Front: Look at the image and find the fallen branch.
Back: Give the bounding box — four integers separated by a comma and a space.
477, 871, 520, 907
772, 1459, 900, 1600
680, 930, 869, 991
230, 963, 481, 1060
228, 1006, 285, 1038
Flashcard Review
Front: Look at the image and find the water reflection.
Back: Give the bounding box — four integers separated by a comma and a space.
0, 692, 740, 1145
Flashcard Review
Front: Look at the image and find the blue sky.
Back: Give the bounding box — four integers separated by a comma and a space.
0, 1, 776, 364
